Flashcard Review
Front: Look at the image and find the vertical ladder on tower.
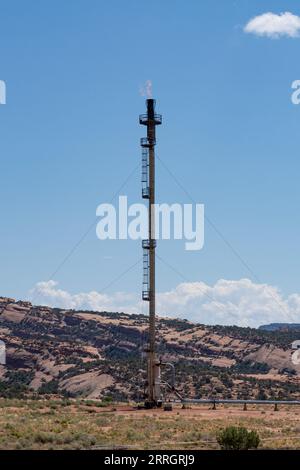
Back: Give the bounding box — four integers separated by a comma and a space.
142, 239, 156, 301
141, 143, 150, 199
142, 248, 150, 301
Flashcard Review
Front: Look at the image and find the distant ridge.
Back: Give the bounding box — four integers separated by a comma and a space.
259, 323, 300, 332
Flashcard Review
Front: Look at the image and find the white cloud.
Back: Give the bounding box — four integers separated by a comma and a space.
29, 280, 141, 314
29, 278, 300, 328
157, 279, 300, 327
244, 12, 300, 38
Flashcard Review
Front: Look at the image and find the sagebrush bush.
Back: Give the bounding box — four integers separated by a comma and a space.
217, 426, 260, 450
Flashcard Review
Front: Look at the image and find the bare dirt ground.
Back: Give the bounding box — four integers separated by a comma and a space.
1, 399, 300, 450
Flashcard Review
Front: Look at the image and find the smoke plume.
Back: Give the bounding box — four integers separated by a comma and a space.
139, 80, 152, 98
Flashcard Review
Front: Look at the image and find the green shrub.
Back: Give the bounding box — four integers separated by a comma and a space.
217, 426, 260, 450
38, 379, 59, 395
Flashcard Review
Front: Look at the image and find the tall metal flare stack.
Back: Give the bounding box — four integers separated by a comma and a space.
139, 99, 162, 408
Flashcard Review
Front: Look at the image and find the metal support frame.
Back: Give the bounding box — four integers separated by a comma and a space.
140, 99, 162, 407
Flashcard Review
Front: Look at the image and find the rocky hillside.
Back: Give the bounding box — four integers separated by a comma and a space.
0, 296, 300, 401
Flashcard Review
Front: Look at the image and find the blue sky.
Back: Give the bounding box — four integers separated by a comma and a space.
1, 0, 300, 325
